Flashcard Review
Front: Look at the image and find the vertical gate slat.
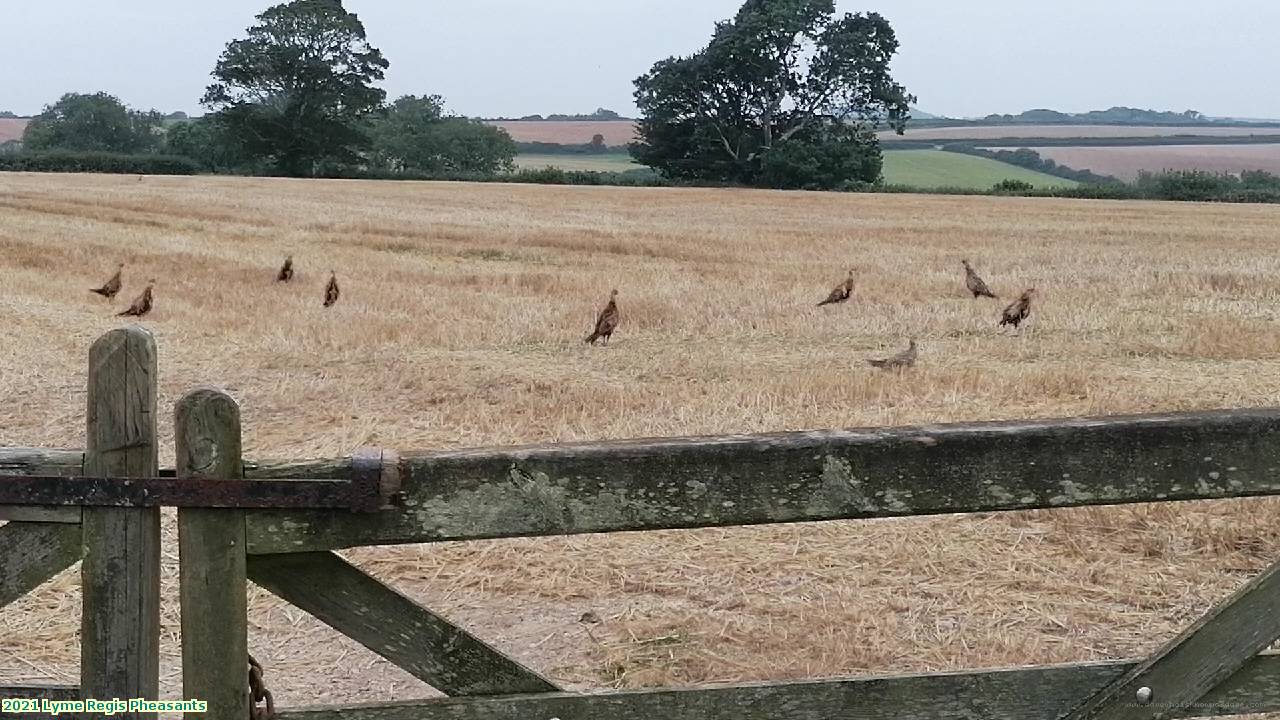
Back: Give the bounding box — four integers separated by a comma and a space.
80, 326, 161, 718
177, 388, 250, 720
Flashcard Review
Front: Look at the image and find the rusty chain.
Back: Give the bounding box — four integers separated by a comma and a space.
248, 653, 275, 720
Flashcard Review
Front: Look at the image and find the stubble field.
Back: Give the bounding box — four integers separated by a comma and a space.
1032, 143, 1280, 181
2, 173, 1280, 710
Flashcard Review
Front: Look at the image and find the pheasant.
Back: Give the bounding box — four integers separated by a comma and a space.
90, 263, 124, 301
868, 339, 918, 370
585, 289, 619, 345
276, 255, 294, 283
817, 269, 855, 307
117, 280, 154, 318
999, 289, 1037, 329
323, 271, 339, 307
962, 259, 998, 299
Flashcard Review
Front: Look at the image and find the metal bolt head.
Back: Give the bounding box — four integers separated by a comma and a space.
1135, 686, 1153, 705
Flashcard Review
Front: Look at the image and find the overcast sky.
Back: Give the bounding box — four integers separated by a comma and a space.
2, 0, 1277, 119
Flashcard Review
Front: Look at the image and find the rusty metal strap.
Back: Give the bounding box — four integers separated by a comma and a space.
0, 476, 371, 512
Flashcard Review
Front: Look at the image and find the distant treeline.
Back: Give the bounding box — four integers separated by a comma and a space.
6, 147, 1280, 204
883, 135, 1280, 150
0, 151, 199, 175
906, 106, 1280, 130
986, 107, 1211, 125
485, 108, 632, 122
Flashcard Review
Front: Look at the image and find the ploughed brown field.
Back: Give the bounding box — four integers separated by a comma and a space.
1032, 144, 1280, 180
0, 118, 27, 143
2, 172, 1280, 709
488, 119, 638, 145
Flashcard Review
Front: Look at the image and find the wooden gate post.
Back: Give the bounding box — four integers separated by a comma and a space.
176, 388, 249, 720
81, 326, 160, 716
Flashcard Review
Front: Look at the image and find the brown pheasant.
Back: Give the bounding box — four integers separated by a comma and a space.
585, 289, 620, 345
817, 269, 854, 307
276, 255, 294, 282
962, 259, 998, 299
90, 263, 124, 301
323, 271, 340, 307
999, 288, 1037, 329
117, 280, 154, 318
868, 339, 918, 370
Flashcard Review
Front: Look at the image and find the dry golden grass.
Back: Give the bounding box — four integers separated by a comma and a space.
3, 173, 1280, 711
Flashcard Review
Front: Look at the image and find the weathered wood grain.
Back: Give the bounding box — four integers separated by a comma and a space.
0, 448, 84, 522
176, 388, 249, 720
0, 448, 83, 475
0, 522, 81, 609
244, 457, 352, 480
273, 653, 1280, 720
0, 685, 80, 720
246, 552, 558, 696
246, 409, 1280, 553
1062, 554, 1280, 719
80, 326, 161, 716
0, 685, 79, 699
0, 506, 81, 523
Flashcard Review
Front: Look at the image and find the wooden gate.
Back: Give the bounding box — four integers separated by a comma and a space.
4, 326, 1280, 719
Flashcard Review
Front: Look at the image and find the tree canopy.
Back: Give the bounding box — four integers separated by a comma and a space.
370, 95, 517, 175
164, 116, 253, 173
22, 93, 163, 154
201, 0, 388, 176
631, 0, 914, 189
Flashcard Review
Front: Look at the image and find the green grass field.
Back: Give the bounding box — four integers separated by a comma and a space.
880, 150, 1077, 189
514, 149, 1078, 190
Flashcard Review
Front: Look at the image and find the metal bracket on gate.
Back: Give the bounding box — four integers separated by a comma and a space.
0, 447, 404, 513
349, 447, 405, 512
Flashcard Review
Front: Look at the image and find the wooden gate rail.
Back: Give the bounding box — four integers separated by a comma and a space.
250, 408, 1280, 552
6, 408, 1280, 551
268, 653, 1280, 720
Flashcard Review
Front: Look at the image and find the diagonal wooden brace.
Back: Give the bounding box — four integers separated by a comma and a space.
246, 551, 558, 697
0, 522, 82, 610
1061, 555, 1280, 720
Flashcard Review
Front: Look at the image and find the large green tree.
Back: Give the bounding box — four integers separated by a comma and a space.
164, 116, 254, 173
22, 93, 162, 154
631, 0, 914, 189
370, 95, 517, 175
201, 0, 388, 176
